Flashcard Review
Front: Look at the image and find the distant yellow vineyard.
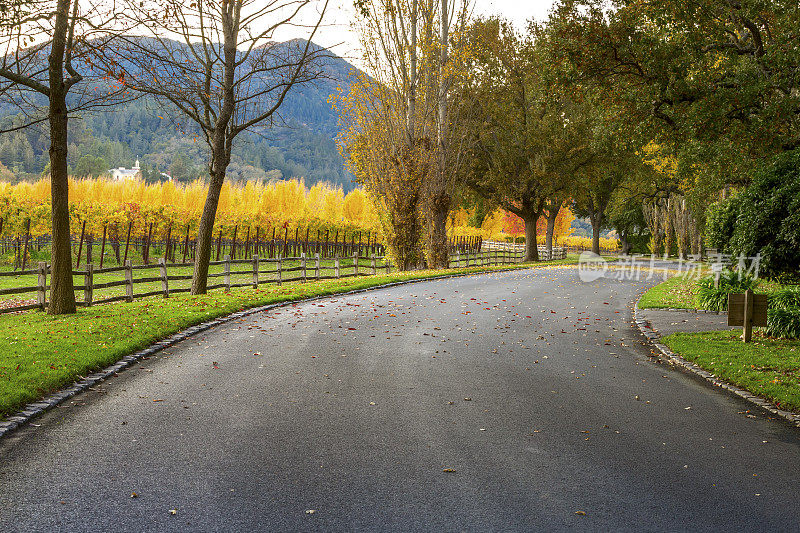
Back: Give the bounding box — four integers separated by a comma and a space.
0, 177, 618, 251
561, 236, 620, 253
0, 178, 382, 239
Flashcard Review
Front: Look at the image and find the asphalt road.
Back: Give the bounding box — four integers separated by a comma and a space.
1, 266, 799, 532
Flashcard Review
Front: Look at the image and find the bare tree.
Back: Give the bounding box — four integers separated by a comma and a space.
101, 0, 329, 293
0, 0, 128, 314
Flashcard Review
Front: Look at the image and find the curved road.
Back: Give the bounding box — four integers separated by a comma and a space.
1, 266, 799, 531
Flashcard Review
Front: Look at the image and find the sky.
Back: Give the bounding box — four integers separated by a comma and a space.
272, 0, 558, 66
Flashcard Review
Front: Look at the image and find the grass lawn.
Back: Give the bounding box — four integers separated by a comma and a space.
0, 257, 581, 420
662, 330, 800, 412
638, 273, 789, 310
637, 275, 698, 309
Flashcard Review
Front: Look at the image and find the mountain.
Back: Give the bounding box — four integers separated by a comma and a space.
0, 37, 360, 191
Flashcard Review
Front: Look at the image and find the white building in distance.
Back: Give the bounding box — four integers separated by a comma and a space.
109, 159, 141, 181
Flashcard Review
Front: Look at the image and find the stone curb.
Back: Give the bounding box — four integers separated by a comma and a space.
644, 307, 721, 314
0, 263, 564, 440
634, 296, 800, 427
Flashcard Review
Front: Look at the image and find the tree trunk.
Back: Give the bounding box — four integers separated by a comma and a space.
425, 191, 450, 269
544, 202, 560, 260
191, 7, 238, 293
47, 0, 76, 315
522, 212, 539, 262
191, 169, 226, 294
48, 98, 76, 314
591, 215, 602, 255
618, 229, 633, 255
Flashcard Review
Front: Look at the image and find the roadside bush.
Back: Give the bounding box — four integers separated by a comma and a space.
765, 286, 800, 339
765, 308, 800, 340
728, 148, 800, 279
695, 269, 759, 311
704, 194, 738, 251
769, 286, 800, 310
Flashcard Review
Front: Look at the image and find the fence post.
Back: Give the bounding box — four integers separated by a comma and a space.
301, 253, 307, 282
315, 253, 320, 280
224, 254, 231, 292
253, 255, 259, 289
277, 256, 282, 285
125, 260, 133, 302
353, 253, 358, 276
37, 261, 47, 310
335, 257, 340, 278
85, 263, 94, 307
371, 255, 376, 275
158, 257, 169, 298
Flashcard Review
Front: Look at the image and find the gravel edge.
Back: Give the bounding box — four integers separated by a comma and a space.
0, 264, 560, 440
634, 298, 800, 427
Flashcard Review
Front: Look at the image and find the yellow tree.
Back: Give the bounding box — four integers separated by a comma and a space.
337, 0, 470, 270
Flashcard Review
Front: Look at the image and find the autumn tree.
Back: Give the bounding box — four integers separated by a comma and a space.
463, 18, 592, 261
338, 0, 470, 270
0, 0, 128, 314
424, 0, 472, 269
102, 0, 329, 293
338, 0, 433, 270
550, 0, 800, 201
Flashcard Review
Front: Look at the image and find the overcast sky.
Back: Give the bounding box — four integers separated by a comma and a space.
272, 0, 558, 66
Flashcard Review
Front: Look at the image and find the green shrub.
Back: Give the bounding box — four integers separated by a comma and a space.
728, 148, 800, 279
695, 269, 760, 311
704, 194, 738, 251
765, 307, 800, 340
769, 286, 800, 310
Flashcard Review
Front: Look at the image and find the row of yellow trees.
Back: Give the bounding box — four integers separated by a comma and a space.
0, 178, 381, 240
2, 177, 614, 247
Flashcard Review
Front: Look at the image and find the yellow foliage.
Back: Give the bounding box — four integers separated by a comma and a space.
562, 236, 620, 252
0, 177, 381, 240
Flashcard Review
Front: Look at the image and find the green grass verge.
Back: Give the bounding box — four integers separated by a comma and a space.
637, 275, 698, 309
662, 330, 800, 412
638, 274, 788, 310
0, 257, 579, 419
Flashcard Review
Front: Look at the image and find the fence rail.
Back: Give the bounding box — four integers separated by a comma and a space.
1, 225, 489, 272
0, 247, 539, 315
481, 241, 568, 260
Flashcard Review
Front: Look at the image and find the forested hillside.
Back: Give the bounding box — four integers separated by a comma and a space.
0, 38, 358, 190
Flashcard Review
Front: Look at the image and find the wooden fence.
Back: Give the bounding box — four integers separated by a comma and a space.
0, 248, 532, 315
1, 223, 484, 272
482, 240, 568, 260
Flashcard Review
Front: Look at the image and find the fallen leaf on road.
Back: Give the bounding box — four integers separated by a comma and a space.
575, 511, 586, 516
442, 468, 456, 473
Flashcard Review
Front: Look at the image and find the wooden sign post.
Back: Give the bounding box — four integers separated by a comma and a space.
727, 289, 768, 343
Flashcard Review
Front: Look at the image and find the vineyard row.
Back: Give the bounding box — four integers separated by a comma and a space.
0, 247, 528, 315
1, 217, 486, 271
